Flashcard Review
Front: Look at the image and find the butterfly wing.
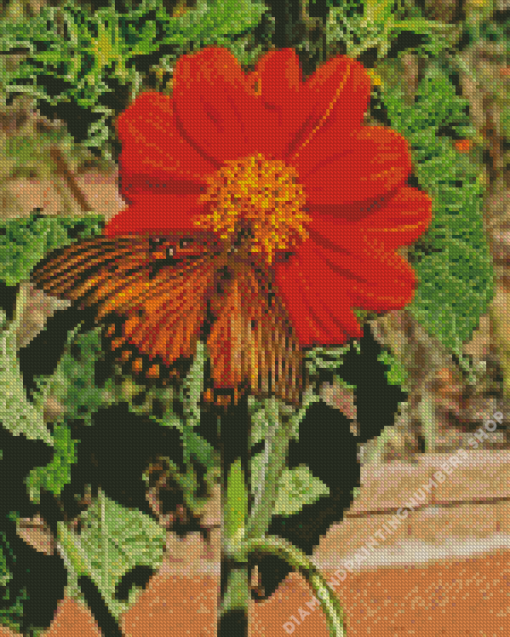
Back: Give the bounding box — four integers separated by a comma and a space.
31, 234, 304, 406
207, 261, 303, 407
30, 234, 222, 383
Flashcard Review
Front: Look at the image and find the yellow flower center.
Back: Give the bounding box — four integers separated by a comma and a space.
193, 153, 310, 264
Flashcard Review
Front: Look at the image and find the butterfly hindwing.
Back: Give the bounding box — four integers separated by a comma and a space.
207, 261, 302, 407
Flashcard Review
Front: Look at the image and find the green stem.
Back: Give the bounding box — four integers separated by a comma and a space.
218, 387, 318, 634
245, 396, 289, 540
246, 388, 318, 541
56, 520, 91, 579
218, 397, 251, 637
241, 535, 347, 637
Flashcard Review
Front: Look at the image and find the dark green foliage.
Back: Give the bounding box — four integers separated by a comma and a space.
0, 426, 66, 635
382, 61, 494, 352
0, 211, 103, 286
0, 0, 268, 160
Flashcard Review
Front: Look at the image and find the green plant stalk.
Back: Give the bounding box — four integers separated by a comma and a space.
418, 390, 437, 452
241, 536, 347, 637
245, 388, 318, 540
56, 520, 91, 579
218, 387, 318, 633
99, 487, 108, 592
245, 395, 294, 541
218, 402, 251, 637
219, 565, 250, 623
242, 390, 348, 636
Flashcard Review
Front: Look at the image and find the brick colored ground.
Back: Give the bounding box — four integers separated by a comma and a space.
6, 450, 510, 636
24, 549, 509, 636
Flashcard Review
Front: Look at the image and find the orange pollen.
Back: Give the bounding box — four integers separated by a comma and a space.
193, 153, 310, 264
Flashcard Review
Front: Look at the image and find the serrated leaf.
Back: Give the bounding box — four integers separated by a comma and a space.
0, 214, 103, 287
26, 422, 77, 503
180, 341, 206, 427
34, 325, 115, 427
77, 494, 166, 620
379, 61, 494, 351
0, 309, 52, 446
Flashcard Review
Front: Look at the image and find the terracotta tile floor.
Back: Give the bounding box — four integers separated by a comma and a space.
6, 548, 501, 636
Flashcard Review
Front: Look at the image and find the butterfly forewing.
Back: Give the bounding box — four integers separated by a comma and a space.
31, 235, 222, 380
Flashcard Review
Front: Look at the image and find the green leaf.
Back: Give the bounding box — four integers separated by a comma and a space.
250, 404, 270, 446
377, 350, 408, 389
274, 465, 330, 517
26, 422, 78, 503
0, 213, 103, 287
305, 342, 356, 376
409, 240, 493, 350
0, 532, 12, 587
251, 454, 329, 517
0, 309, 52, 446
0, 0, 266, 159
180, 341, 206, 428
0, 530, 27, 632
32, 325, 115, 428
182, 427, 216, 471
74, 494, 166, 619
380, 60, 494, 351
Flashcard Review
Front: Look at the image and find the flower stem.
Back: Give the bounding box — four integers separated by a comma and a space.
241, 535, 347, 637
245, 395, 292, 541
246, 388, 317, 541
218, 389, 320, 635
218, 396, 251, 637
56, 521, 123, 636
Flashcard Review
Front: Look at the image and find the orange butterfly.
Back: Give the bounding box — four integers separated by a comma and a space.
30, 231, 303, 408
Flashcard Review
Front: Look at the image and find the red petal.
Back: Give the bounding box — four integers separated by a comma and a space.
287, 55, 371, 162
247, 48, 306, 159
346, 243, 418, 311
251, 52, 370, 162
305, 215, 418, 310
173, 47, 264, 163
299, 126, 412, 206
274, 241, 363, 348
306, 186, 432, 249
303, 211, 422, 311
273, 260, 339, 346
115, 91, 215, 190
360, 186, 433, 249
103, 193, 206, 237
117, 169, 205, 207
321, 244, 417, 311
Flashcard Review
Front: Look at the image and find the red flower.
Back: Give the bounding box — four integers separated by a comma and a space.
106, 47, 432, 351
454, 139, 472, 154
32, 47, 432, 407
